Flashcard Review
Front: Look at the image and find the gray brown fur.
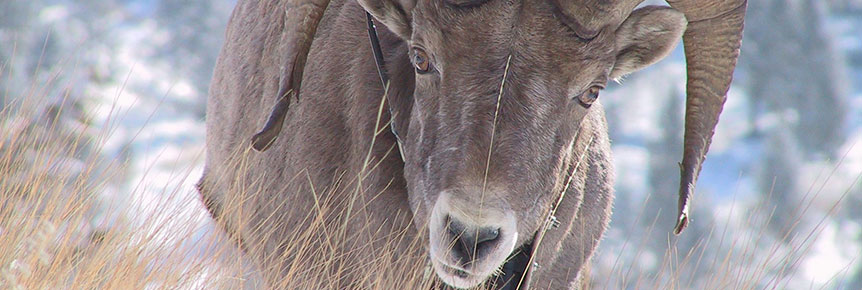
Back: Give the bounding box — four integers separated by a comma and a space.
199, 0, 745, 288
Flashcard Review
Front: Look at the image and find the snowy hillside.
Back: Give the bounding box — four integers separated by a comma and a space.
1, 0, 860, 288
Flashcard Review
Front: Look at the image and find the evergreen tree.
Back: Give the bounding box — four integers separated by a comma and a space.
0, 0, 38, 106
758, 128, 803, 237
153, 0, 233, 117
0, 1, 33, 29
739, 0, 848, 158
643, 88, 684, 254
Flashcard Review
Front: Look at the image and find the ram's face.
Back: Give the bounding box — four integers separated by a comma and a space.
394, 1, 685, 288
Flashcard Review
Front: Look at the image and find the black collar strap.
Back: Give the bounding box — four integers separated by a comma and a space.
365, 12, 407, 158
365, 12, 390, 87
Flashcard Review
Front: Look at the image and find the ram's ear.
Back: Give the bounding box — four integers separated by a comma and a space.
610, 6, 686, 79
357, 0, 416, 39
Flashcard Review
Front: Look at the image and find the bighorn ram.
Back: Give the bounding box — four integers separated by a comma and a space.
199, 0, 746, 288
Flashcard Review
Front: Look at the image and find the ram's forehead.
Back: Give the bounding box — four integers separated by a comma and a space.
550, 0, 642, 30
413, 0, 619, 58
428, 0, 641, 31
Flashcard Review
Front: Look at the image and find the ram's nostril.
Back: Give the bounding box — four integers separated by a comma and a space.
444, 216, 501, 265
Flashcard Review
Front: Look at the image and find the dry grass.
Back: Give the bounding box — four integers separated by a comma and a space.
0, 91, 233, 288
0, 84, 437, 289
208, 159, 436, 289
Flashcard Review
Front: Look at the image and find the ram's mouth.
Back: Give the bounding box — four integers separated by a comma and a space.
438, 263, 470, 278
435, 261, 485, 288
434, 239, 535, 290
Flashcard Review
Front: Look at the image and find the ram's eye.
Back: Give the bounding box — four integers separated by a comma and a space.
412, 48, 431, 73
577, 86, 602, 108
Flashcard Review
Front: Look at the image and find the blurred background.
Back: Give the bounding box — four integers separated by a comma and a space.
1, 0, 859, 288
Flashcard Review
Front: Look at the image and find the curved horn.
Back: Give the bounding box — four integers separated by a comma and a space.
251, 0, 332, 151
665, 0, 747, 234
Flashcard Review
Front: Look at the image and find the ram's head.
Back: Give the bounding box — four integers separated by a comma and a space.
253, 0, 746, 288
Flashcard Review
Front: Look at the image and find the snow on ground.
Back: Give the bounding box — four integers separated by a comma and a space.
802, 221, 860, 286
82, 14, 242, 286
